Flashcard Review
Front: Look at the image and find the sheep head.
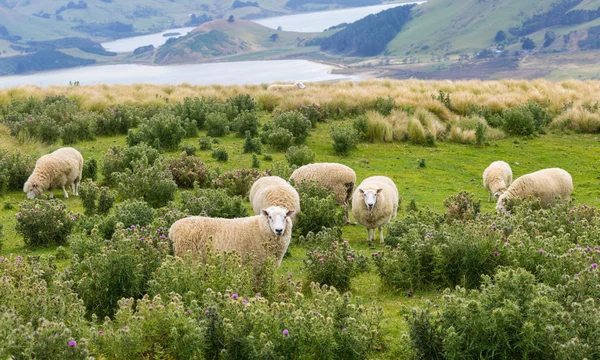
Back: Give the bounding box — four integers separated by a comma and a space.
262, 206, 295, 236
359, 188, 382, 211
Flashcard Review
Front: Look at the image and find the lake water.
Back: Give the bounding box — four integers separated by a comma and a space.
101, 27, 197, 53
0, 60, 356, 87
252, 1, 425, 32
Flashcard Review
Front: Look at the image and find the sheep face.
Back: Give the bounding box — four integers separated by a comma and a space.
295, 82, 306, 89
493, 189, 506, 199
496, 195, 508, 213
262, 206, 295, 236
359, 188, 382, 211
23, 181, 42, 200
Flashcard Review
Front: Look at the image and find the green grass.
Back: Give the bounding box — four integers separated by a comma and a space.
1, 115, 600, 358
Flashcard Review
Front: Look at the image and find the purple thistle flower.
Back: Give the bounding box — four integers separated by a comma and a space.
319, 258, 324, 263
243, 299, 248, 304
574, 274, 579, 278
205, 310, 210, 314
161, 234, 166, 239
140, 237, 145, 241
372, 253, 378, 257
592, 263, 598, 269
282, 329, 289, 336
587, 246, 592, 251
493, 251, 499, 257
539, 249, 545, 254
34, 210, 38, 213
72, 216, 77, 221
595, 246, 599, 251
123, 326, 129, 330
342, 328, 347, 332
68, 340, 76, 347
288, 273, 293, 279
16, 257, 22, 264
232, 293, 239, 299
425, 233, 431, 237
568, 249, 572, 254
186, 309, 191, 314
314, 311, 319, 315
347, 255, 352, 259
130, 225, 135, 229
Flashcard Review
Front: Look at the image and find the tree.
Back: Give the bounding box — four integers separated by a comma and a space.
269, 34, 279, 42
543, 31, 556, 48
522, 37, 536, 50
228, 15, 235, 23
494, 30, 506, 42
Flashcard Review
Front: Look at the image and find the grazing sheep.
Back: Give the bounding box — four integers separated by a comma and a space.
23, 147, 83, 200
352, 176, 399, 243
496, 168, 573, 213
483, 160, 513, 201
267, 82, 306, 91
249, 176, 300, 223
169, 206, 295, 267
290, 162, 356, 224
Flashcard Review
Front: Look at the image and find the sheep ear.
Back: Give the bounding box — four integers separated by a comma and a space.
494, 192, 501, 198
359, 189, 364, 194
376, 188, 383, 194
261, 209, 269, 216
286, 210, 295, 217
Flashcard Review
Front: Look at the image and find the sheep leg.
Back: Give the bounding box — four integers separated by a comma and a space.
49, 191, 54, 199
488, 192, 492, 202
379, 226, 384, 243
74, 179, 80, 196
62, 185, 69, 199
366, 229, 372, 242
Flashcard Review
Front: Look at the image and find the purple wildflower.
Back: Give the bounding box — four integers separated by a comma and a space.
243, 299, 248, 304
319, 258, 324, 262
16, 257, 22, 264
161, 234, 166, 239
205, 310, 210, 314
232, 293, 239, 299
592, 263, 598, 269
342, 328, 347, 332
123, 326, 129, 330
425, 233, 431, 237
574, 274, 579, 278
539, 249, 545, 254
493, 251, 499, 256
587, 246, 592, 251
98, 330, 104, 335
68, 340, 76, 347
314, 311, 319, 315
186, 309, 191, 314
282, 330, 289, 336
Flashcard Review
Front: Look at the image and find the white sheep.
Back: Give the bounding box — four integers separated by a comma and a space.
352, 176, 399, 243
249, 176, 300, 222
267, 82, 306, 91
482, 160, 513, 201
290, 162, 356, 224
23, 147, 84, 200
496, 168, 573, 213
169, 206, 295, 267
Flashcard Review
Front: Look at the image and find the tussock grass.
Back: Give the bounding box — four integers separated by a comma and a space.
3, 79, 600, 114
364, 111, 393, 142
551, 107, 600, 133
0, 125, 46, 155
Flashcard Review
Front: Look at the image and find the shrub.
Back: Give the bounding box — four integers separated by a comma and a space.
299, 104, 324, 127
304, 241, 368, 291
374, 96, 395, 116
60, 112, 97, 145
127, 111, 188, 150
205, 112, 230, 137
251, 154, 260, 169
15, 199, 76, 247
81, 157, 97, 181
167, 154, 216, 189
79, 179, 99, 216
352, 114, 368, 139
263, 126, 294, 150
285, 145, 315, 167
331, 122, 359, 155
243, 131, 262, 154
502, 105, 536, 136
71, 225, 170, 318
92, 294, 206, 359
232, 110, 259, 137
96, 104, 143, 136
113, 160, 178, 208
198, 136, 213, 150
181, 188, 249, 218
92, 199, 156, 239
213, 168, 265, 197
263, 154, 273, 161
101, 144, 160, 185
0, 224, 3, 251
180, 144, 197, 156
264, 110, 312, 145
172, 96, 220, 130
295, 192, 344, 237
443, 191, 481, 223
226, 93, 257, 114
0, 150, 35, 192
268, 160, 295, 179
299, 226, 344, 249
212, 147, 229, 162
97, 186, 116, 215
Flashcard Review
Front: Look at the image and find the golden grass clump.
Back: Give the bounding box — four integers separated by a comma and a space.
550, 107, 600, 133
364, 110, 393, 142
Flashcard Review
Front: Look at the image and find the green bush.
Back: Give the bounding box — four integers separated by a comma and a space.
374, 96, 395, 116
263, 110, 312, 146
232, 111, 259, 137
113, 160, 177, 208
263, 126, 294, 151
0, 149, 35, 192
501, 106, 536, 136
298, 226, 343, 249
81, 157, 97, 181
212, 147, 229, 162
331, 123, 359, 155
295, 192, 344, 237
181, 188, 249, 218
243, 131, 262, 154
303, 241, 368, 291
227, 93, 257, 114
127, 111, 189, 150
167, 154, 216, 189
213, 168, 265, 197
79, 179, 99, 216
268, 160, 295, 179
205, 112, 230, 137
97, 186, 116, 215
284, 145, 315, 167
172, 96, 220, 130
71, 225, 170, 318
15, 199, 76, 247
443, 191, 481, 223
198, 136, 213, 150
101, 144, 160, 185
180, 144, 197, 156
60, 112, 97, 145
299, 104, 324, 127
96, 104, 143, 136
251, 154, 260, 169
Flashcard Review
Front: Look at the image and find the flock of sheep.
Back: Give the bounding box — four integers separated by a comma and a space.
22, 147, 574, 269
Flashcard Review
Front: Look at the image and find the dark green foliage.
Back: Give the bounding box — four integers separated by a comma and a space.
263, 127, 294, 151
198, 136, 212, 150
263, 111, 312, 147
0, 150, 35, 192
172, 96, 221, 130
318, 4, 414, 56
82, 157, 97, 181
205, 112, 230, 137
96, 104, 144, 136
251, 154, 260, 168
0, 50, 95, 76
180, 145, 197, 156
97, 186, 116, 215
15, 199, 76, 247
298, 104, 324, 127
126, 111, 189, 150
60, 112, 97, 145
522, 37, 536, 50
494, 30, 506, 42
544, 30, 556, 47
296, 192, 345, 237
167, 154, 216, 189
113, 160, 177, 208
433, 90, 452, 109
232, 111, 259, 137
303, 241, 368, 291
213, 168, 265, 197
226, 93, 257, 114
374, 96, 395, 116
79, 180, 99, 216
475, 122, 487, 145
502, 102, 550, 136
101, 144, 161, 185
298, 226, 342, 249
181, 188, 249, 218
330, 122, 359, 155
72, 21, 135, 37
212, 147, 229, 162
285, 145, 315, 166
511, 0, 593, 36
444, 191, 480, 223
243, 131, 262, 154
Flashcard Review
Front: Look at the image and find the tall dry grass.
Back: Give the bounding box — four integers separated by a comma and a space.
0, 125, 47, 155
550, 107, 600, 133
3, 79, 600, 114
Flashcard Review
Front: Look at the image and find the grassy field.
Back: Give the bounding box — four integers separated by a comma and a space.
1, 80, 600, 357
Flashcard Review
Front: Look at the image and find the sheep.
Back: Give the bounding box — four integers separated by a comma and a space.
249, 176, 300, 223
351, 176, 399, 243
290, 162, 356, 224
169, 206, 295, 267
23, 147, 83, 200
496, 168, 573, 213
482, 160, 513, 202
267, 82, 306, 91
